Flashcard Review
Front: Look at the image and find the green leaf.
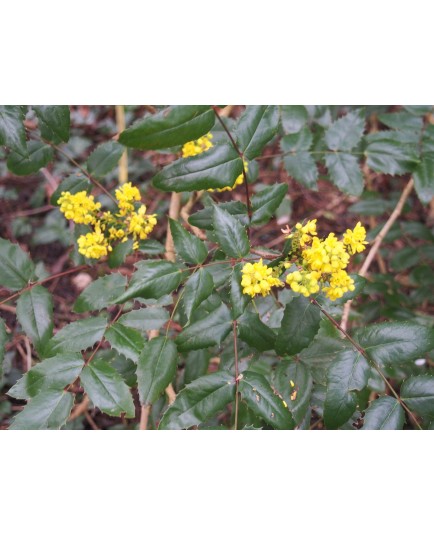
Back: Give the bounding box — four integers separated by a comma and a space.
86, 141, 125, 177
378, 112, 423, 132
362, 396, 405, 430
238, 312, 276, 351
159, 371, 235, 429
325, 109, 365, 151
115, 260, 184, 303
153, 142, 243, 192
281, 127, 313, 152
188, 201, 248, 230
235, 105, 279, 159
356, 322, 434, 366
0, 318, 8, 377
212, 205, 250, 258
73, 273, 127, 312
0, 105, 27, 156
401, 375, 434, 421
176, 302, 232, 352
80, 360, 135, 417
169, 218, 208, 264
9, 390, 74, 430
16, 286, 53, 357
275, 296, 322, 356
251, 183, 288, 225
273, 360, 313, 425
137, 337, 178, 405
118, 307, 169, 332
230, 264, 249, 319
283, 152, 318, 190
119, 105, 215, 150
33, 105, 70, 143
46, 317, 107, 357
366, 131, 419, 175
50, 173, 92, 205
324, 348, 370, 429
7, 140, 53, 176
413, 156, 434, 204
280, 105, 308, 134
183, 349, 211, 386
105, 322, 144, 363
0, 237, 35, 291
324, 152, 364, 196
108, 239, 133, 268
182, 269, 214, 322
138, 239, 166, 255
239, 371, 295, 429
7, 353, 84, 400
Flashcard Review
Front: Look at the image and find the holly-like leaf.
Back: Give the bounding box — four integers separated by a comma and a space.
188, 201, 248, 230
86, 140, 125, 177
0, 318, 8, 377
239, 371, 295, 429
118, 307, 169, 332
413, 156, 434, 204
153, 143, 243, 192
324, 152, 364, 196
73, 273, 127, 312
7, 140, 53, 176
16, 286, 53, 358
0, 237, 35, 291
325, 109, 365, 151
169, 219, 208, 264
238, 312, 276, 351
212, 205, 250, 259
366, 131, 419, 175
251, 183, 288, 225
275, 296, 322, 357
183, 349, 211, 386
401, 375, 434, 421
378, 112, 423, 133
0, 105, 27, 156
80, 360, 135, 417
230, 264, 249, 319
9, 390, 74, 430
50, 173, 92, 205
273, 360, 313, 425
362, 396, 405, 430
105, 322, 145, 363
176, 302, 232, 352
283, 152, 318, 190
137, 337, 178, 405
159, 371, 235, 430
45, 317, 107, 357
280, 105, 308, 134
33, 105, 70, 143
119, 105, 215, 150
7, 353, 84, 400
235, 105, 279, 160
182, 269, 214, 322
108, 239, 134, 269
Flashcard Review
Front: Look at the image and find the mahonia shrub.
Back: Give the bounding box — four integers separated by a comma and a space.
1, 104, 434, 430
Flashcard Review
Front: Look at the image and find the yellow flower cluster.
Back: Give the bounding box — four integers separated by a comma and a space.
241, 259, 284, 298
58, 182, 157, 259
284, 220, 368, 301
181, 133, 246, 193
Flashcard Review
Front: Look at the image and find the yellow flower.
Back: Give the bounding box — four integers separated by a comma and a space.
322, 270, 355, 301
286, 269, 321, 297
127, 205, 157, 248
115, 182, 141, 215
181, 133, 213, 158
58, 191, 101, 225
77, 224, 112, 259
241, 259, 284, 298
343, 222, 368, 254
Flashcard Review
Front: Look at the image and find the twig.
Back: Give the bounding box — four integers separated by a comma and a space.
140, 404, 151, 430
233, 320, 239, 431
84, 410, 100, 430
115, 105, 128, 185
165, 193, 182, 262
340, 178, 414, 331
68, 395, 89, 421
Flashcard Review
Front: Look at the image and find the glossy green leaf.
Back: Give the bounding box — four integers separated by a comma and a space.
378, 112, 423, 132
239, 371, 295, 429
115, 260, 184, 303
281, 128, 313, 152
273, 360, 313, 425
45, 317, 107, 357
230, 264, 249, 319
324, 152, 364, 196
275, 296, 322, 356
212, 205, 250, 259
7, 141, 53, 176
238, 312, 276, 351
50, 173, 92, 205
105, 322, 144, 363
169, 218, 208, 264
324, 348, 370, 429
325, 109, 365, 151
137, 239, 166, 255
108, 239, 133, 268
7, 353, 84, 400
401, 375, 434, 421
119, 105, 215, 150
183, 349, 211, 386
137, 337, 178, 405
413, 156, 434, 204
0, 237, 35, 291
188, 201, 248, 230
86, 140, 125, 177
118, 307, 169, 332
16, 286, 53, 357
153, 143, 243, 192
182, 269, 214, 322
33, 105, 70, 143
283, 151, 318, 190
362, 396, 405, 430
80, 360, 135, 417
280, 105, 308, 134
251, 183, 288, 225
10, 390, 74, 430
176, 302, 232, 352
0, 318, 7, 376
0, 105, 27, 156
159, 371, 235, 430
73, 273, 127, 312
235, 105, 279, 159
366, 131, 419, 175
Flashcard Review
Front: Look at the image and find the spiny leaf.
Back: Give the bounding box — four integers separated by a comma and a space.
324, 152, 364, 196
0, 237, 35, 291
212, 205, 250, 259
7, 141, 53, 176
237, 312, 277, 351
401, 375, 434, 421
325, 109, 365, 151
251, 183, 288, 225
169, 218, 208, 264
182, 269, 214, 322
362, 396, 405, 430
0, 105, 27, 156
86, 140, 125, 177
45, 317, 107, 357
33, 105, 70, 143
73, 273, 127, 312
9, 390, 74, 430
235, 105, 279, 159
105, 322, 145, 363
118, 307, 169, 332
